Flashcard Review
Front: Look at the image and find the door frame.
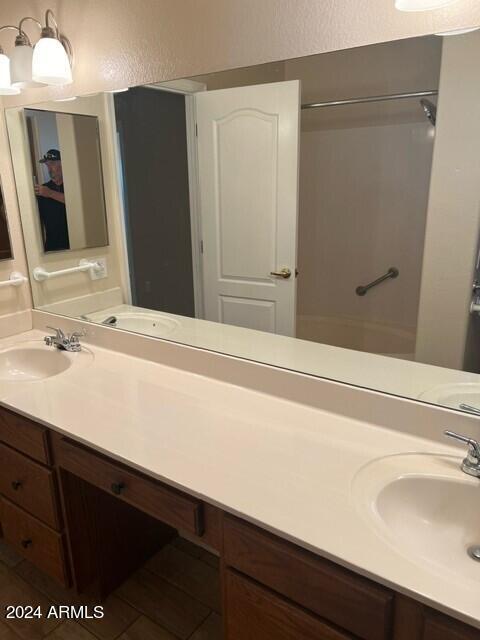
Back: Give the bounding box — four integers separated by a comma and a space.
147, 80, 206, 319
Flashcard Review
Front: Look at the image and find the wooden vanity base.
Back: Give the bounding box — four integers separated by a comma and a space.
0, 406, 478, 640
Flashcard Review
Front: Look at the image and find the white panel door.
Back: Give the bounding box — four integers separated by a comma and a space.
195, 80, 300, 337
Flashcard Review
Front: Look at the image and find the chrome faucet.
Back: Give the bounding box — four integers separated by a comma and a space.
445, 431, 480, 478
101, 315, 117, 326
44, 326, 85, 352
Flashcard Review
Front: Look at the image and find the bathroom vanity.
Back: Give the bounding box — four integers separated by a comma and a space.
0, 331, 478, 640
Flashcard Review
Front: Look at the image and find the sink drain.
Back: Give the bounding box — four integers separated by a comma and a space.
467, 546, 480, 562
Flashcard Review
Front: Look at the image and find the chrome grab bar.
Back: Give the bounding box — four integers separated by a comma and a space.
356, 267, 399, 296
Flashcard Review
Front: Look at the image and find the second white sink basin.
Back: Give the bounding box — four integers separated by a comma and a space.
0, 341, 92, 381
352, 454, 480, 583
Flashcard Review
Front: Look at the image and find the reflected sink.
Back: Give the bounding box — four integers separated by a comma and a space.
419, 383, 480, 413
0, 341, 92, 382
352, 454, 480, 581
109, 312, 179, 336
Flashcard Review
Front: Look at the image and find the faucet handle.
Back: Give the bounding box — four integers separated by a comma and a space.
69, 329, 86, 340
46, 326, 65, 340
445, 430, 480, 478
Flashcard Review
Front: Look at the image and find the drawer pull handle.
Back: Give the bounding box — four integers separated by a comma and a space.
21, 539, 32, 549
111, 481, 126, 495
11, 480, 22, 491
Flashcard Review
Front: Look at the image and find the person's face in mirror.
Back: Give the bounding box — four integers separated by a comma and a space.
46, 160, 63, 185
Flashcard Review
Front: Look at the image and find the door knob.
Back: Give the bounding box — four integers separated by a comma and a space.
270, 268, 292, 279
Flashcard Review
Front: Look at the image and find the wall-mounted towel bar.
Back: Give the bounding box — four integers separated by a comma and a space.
0, 272, 28, 289
356, 267, 399, 296
33, 259, 105, 282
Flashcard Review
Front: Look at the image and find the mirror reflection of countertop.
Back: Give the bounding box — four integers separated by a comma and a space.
0, 329, 478, 629
82, 303, 480, 411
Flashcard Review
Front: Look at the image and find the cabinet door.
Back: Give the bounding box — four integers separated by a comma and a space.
423, 612, 480, 640
225, 569, 354, 640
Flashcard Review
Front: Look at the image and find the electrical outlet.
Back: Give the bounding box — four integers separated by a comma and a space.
90, 257, 108, 280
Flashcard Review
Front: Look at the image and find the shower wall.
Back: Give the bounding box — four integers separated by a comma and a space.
296, 122, 434, 356
285, 37, 442, 356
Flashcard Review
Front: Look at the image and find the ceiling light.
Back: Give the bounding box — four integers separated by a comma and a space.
0, 47, 20, 95
395, 0, 460, 10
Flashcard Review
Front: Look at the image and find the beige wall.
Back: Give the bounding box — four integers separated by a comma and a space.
1, 1, 479, 107
415, 30, 480, 371
0, 0, 479, 332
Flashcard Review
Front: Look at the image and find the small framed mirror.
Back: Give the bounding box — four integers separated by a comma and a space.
24, 108, 109, 254
0, 177, 13, 261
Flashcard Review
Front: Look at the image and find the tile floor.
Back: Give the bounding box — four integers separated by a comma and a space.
0, 537, 222, 640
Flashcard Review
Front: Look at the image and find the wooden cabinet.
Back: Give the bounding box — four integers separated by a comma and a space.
56, 436, 204, 536
393, 596, 480, 640
0, 407, 50, 464
0, 406, 478, 640
0, 442, 61, 529
0, 498, 69, 586
224, 515, 393, 640
422, 612, 480, 640
0, 414, 68, 586
225, 569, 354, 640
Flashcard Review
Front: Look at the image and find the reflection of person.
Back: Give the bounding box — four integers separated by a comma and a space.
35, 149, 70, 252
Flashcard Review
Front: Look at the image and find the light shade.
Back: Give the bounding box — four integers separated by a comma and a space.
395, 0, 459, 10
11, 44, 45, 89
0, 53, 20, 95
32, 36, 72, 86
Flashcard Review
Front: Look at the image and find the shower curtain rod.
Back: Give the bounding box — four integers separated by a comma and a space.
301, 89, 438, 110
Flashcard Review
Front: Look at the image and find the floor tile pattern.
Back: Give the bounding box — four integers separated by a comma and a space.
0, 539, 222, 640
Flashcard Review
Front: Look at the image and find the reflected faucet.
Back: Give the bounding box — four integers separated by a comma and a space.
101, 316, 117, 326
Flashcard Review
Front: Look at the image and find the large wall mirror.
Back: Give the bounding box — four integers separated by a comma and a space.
6, 30, 480, 414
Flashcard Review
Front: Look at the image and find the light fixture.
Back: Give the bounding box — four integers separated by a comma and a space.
0, 10, 73, 94
10, 28, 43, 89
0, 27, 21, 95
395, 0, 460, 10
0, 46, 19, 95
32, 10, 73, 86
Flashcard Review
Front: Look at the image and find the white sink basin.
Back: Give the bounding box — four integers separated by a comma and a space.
352, 454, 480, 582
0, 341, 92, 382
419, 383, 480, 413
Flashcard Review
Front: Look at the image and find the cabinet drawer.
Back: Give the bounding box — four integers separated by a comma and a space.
57, 437, 204, 536
0, 407, 50, 465
224, 516, 393, 640
0, 443, 61, 529
225, 569, 354, 640
0, 498, 69, 586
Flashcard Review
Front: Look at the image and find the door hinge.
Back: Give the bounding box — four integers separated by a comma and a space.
195, 123, 198, 137
200, 240, 204, 254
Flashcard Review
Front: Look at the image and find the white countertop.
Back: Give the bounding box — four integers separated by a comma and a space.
0, 330, 478, 629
